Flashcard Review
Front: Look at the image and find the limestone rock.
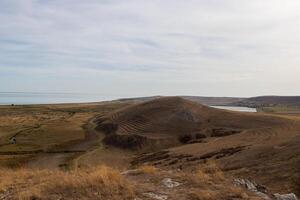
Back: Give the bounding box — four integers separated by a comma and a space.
273, 193, 298, 200
162, 178, 181, 188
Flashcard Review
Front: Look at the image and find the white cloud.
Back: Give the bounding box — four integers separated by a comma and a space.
0, 0, 300, 96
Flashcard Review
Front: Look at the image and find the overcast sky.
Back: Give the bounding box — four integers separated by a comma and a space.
1, 0, 300, 97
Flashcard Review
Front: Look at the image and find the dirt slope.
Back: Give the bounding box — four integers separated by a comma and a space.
94, 97, 291, 150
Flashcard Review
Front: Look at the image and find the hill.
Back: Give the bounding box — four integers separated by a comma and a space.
94, 97, 300, 195
232, 96, 300, 107
95, 97, 290, 150
117, 96, 245, 106
118, 95, 300, 110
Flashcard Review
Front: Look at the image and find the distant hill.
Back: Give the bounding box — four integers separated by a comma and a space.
118, 96, 244, 106
181, 96, 245, 106
118, 96, 162, 103
232, 96, 300, 107
118, 95, 300, 108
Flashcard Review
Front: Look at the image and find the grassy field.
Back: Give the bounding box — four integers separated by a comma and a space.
0, 162, 263, 200
0, 101, 131, 169
0, 98, 300, 199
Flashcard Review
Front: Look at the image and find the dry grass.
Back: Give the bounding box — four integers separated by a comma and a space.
189, 161, 225, 185
188, 185, 256, 200
0, 166, 135, 200
137, 165, 157, 174
185, 161, 261, 200
189, 189, 218, 200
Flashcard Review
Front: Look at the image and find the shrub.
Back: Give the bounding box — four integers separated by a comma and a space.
195, 133, 206, 139
178, 134, 193, 143
103, 134, 147, 150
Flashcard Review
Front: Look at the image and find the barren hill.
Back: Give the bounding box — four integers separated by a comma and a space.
93, 97, 300, 193
94, 97, 290, 150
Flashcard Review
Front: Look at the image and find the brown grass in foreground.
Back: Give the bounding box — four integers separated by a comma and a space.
185, 161, 260, 200
188, 161, 225, 185
0, 166, 135, 200
0, 162, 262, 200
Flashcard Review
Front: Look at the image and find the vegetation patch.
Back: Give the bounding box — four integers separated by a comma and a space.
0, 166, 135, 200
95, 121, 118, 134
103, 134, 148, 150
137, 165, 157, 174
178, 132, 207, 144
210, 128, 241, 137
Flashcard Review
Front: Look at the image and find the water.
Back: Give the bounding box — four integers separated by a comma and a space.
0, 92, 122, 105
211, 106, 257, 112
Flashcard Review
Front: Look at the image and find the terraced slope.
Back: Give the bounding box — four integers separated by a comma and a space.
94, 97, 291, 150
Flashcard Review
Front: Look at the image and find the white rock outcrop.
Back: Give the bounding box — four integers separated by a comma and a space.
274, 193, 298, 200
143, 192, 168, 200
234, 178, 298, 200
162, 178, 181, 188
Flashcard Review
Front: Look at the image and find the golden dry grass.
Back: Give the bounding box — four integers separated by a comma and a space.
0, 162, 262, 200
188, 189, 218, 200
137, 165, 157, 174
189, 161, 225, 186
185, 161, 261, 200
0, 166, 135, 200
189, 187, 259, 200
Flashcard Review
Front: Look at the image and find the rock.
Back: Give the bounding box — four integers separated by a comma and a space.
273, 193, 298, 200
143, 192, 168, 200
162, 178, 181, 188
255, 191, 272, 200
233, 178, 268, 193
233, 178, 257, 192
234, 178, 298, 200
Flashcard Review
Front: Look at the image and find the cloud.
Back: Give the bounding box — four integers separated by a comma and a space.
0, 0, 300, 96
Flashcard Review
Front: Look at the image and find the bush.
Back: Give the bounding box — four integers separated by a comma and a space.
195, 133, 206, 139
103, 134, 147, 150
178, 134, 192, 143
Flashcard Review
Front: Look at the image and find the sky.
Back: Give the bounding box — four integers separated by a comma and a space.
1, 0, 300, 97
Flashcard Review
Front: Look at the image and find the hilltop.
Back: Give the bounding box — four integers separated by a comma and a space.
118, 96, 244, 106
117, 95, 300, 108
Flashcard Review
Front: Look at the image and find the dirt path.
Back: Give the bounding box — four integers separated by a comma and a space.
25, 116, 102, 169
67, 117, 101, 151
